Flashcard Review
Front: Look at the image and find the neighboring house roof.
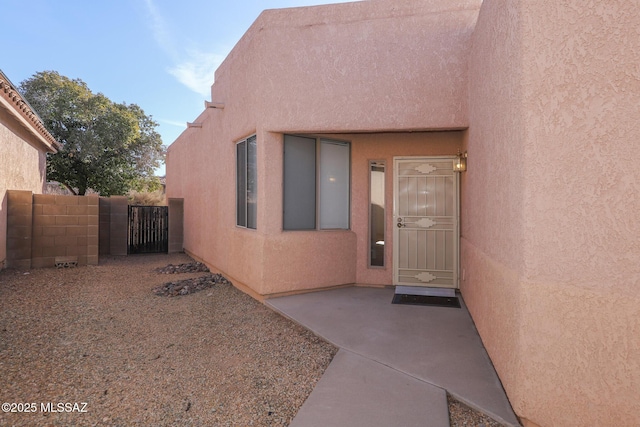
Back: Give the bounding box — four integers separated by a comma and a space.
0, 69, 60, 153
44, 181, 74, 195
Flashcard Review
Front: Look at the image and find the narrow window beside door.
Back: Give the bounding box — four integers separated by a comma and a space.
369, 161, 385, 267
236, 135, 257, 229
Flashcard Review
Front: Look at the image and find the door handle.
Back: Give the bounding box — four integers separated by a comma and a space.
397, 218, 404, 228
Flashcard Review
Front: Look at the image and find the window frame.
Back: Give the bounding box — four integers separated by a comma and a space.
236, 135, 257, 230
283, 134, 351, 231
368, 160, 386, 268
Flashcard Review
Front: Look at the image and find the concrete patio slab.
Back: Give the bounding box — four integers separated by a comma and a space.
290, 349, 450, 427
267, 286, 520, 427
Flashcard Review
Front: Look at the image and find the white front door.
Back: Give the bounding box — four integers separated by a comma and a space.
393, 157, 459, 289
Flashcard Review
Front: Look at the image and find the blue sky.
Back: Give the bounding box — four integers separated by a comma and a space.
2, 0, 356, 175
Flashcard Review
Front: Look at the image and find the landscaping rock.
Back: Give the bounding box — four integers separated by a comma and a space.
154, 261, 210, 274
152, 273, 231, 297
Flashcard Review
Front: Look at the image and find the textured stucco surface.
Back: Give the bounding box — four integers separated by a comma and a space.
350, 132, 462, 287
520, 1, 640, 294
169, 127, 462, 295
210, 0, 480, 133
1, 121, 47, 267
463, 1, 640, 426
1, 71, 58, 269
168, 0, 640, 424
462, 0, 526, 415
167, 0, 478, 295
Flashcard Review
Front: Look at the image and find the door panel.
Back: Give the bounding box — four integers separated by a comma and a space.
393, 158, 459, 288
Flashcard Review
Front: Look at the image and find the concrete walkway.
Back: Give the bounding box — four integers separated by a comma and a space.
266, 286, 520, 427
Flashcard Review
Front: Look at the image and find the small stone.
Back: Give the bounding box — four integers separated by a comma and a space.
152, 273, 230, 297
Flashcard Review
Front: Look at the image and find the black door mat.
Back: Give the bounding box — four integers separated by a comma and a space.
392, 293, 461, 308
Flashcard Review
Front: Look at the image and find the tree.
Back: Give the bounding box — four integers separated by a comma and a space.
19, 71, 165, 196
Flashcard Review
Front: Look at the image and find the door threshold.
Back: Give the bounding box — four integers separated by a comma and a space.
395, 286, 456, 298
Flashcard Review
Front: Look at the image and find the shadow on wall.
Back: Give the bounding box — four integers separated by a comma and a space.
4, 192, 184, 269
0, 192, 7, 269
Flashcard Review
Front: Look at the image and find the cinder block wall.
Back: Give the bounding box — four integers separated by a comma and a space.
6, 191, 99, 268
168, 198, 184, 253
31, 194, 99, 268
99, 198, 111, 255
6, 190, 33, 270
6, 193, 182, 268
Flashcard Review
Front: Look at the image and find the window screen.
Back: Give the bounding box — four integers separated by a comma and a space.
283, 135, 350, 230
283, 135, 316, 230
319, 140, 350, 229
236, 135, 257, 229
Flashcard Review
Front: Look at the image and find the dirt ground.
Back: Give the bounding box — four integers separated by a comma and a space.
0, 254, 336, 426
0, 253, 504, 426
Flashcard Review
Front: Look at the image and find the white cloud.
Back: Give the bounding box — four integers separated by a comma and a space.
142, 0, 223, 96
142, 0, 177, 58
167, 50, 224, 97
158, 118, 188, 128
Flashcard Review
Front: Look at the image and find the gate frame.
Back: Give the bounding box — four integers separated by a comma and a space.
127, 205, 169, 254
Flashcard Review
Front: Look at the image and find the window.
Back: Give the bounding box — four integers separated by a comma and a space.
283, 135, 350, 230
369, 161, 385, 267
236, 135, 256, 229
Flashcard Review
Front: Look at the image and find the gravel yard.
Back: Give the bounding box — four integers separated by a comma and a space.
0, 254, 336, 426
0, 253, 503, 427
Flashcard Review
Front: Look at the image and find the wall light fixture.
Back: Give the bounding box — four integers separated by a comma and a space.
454, 151, 467, 172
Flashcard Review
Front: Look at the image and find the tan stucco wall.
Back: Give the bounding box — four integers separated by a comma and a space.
463, 1, 640, 426
167, 0, 478, 294
169, 127, 461, 295
350, 132, 462, 287
210, 0, 480, 133
168, 1, 640, 423
1, 118, 47, 268
260, 131, 462, 294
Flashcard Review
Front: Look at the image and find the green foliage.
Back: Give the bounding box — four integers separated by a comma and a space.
20, 71, 165, 196
127, 189, 166, 206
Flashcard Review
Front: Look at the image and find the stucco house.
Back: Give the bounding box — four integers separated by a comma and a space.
0, 70, 60, 269
166, 1, 640, 426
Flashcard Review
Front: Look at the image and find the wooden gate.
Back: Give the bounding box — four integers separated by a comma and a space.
128, 206, 169, 254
